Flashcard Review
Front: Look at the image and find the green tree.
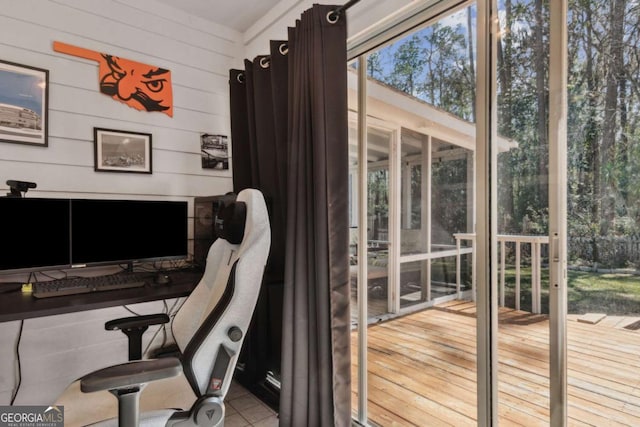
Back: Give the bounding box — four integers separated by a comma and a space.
367, 51, 384, 81
421, 23, 473, 120
387, 35, 425, 97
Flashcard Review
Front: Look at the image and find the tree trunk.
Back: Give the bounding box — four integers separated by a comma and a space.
497, 0, 515, 232
584, 3, 601, 264
618, 77, 629, 205
467, 6, 476, 122
534, 0, 548, 211
600, 0, 626, 235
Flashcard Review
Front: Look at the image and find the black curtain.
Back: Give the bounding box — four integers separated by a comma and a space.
229, 4, 351, 426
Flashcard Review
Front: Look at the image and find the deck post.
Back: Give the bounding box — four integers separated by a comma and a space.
532, 241, 538, 313
515, 242, 521, 311
425, 135, 432, 302
500, 239, 505, 307
456, 237, 461, 298
472, 235, 477, 302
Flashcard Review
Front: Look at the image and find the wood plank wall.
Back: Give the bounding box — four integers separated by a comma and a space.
0, 0, 244, 406
0, 299, 183, 406
0, 0, 239, 209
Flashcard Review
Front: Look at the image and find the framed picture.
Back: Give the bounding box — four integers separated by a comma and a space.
200, 133, 229, 170
0, 60, 49, 146
94, 128, 152, 174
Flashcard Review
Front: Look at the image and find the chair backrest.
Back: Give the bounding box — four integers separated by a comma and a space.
171, 188, 270, 397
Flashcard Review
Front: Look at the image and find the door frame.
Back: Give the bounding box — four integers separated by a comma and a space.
348, 0, 569, 424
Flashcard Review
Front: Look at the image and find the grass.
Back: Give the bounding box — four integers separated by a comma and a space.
502, 268, 640, 315
363, 258, 640, 315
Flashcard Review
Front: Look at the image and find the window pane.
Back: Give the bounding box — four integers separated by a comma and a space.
352, 5, 480, 425
432, 141, 472, 251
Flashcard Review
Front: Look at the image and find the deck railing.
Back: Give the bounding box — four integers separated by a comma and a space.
453, 233, 550, 314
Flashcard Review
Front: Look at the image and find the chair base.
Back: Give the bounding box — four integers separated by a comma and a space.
110, 386, 144, 427
56, 375, 196, 427
167, 397, 224, 427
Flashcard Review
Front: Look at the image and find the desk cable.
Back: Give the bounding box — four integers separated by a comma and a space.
10, 319, 24, 405
10, 272, 33, 405
142, 298, 184, 356
122, 297, 184, 358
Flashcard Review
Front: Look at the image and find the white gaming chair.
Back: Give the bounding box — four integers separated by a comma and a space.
55, 188, 271, 427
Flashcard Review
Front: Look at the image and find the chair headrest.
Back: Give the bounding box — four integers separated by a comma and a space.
214, 199, 247, 244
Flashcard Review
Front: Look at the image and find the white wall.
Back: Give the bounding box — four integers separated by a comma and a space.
0, 0, 241, 258
0, 298, 182, 405
0, 0, 243, 407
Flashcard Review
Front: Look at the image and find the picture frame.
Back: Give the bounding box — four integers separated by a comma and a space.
0, 59, 49, 147
94, 128, 152, 174
200, 133, 229, 170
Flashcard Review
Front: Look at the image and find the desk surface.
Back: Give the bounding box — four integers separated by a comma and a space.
0, 269, 203, 323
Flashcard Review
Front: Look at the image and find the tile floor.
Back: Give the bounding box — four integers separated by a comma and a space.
225, 381, 279, 427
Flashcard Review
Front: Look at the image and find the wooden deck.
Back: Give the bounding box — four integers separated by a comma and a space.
351, 300, 640, 426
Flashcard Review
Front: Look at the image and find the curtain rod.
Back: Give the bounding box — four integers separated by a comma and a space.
233, 0, 361, 76
328, 0, 361, 23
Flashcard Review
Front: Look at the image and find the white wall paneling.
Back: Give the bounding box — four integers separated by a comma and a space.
0, 321, 21, 405
0, 0, 236, 202
0, 0, 239, 407
3, 299, 183, 406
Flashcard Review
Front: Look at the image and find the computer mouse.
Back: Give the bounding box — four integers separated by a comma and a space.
155, 273, 171, 285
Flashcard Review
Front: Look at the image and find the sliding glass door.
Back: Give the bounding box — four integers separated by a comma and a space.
493, 0, 555, 422
349, 0, 573, 425
564, 0, 640, 425
349, 3, 480, 425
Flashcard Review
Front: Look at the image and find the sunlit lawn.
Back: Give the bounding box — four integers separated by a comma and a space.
382, 259, 640, 315
503, 268, 640, 315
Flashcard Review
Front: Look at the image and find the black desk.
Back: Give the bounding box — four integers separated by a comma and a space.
0, 269, 203, 323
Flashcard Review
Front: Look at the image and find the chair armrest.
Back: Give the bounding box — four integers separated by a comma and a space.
105, 313, 170, 331
105, 314, 171, 361
81, 357, 182, 393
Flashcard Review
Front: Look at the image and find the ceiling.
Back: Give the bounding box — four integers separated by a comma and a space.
154, 0, 284, 32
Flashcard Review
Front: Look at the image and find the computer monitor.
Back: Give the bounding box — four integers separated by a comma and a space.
0, 197, 188, 274
0, 198, 72, 273
71, 199, 188, 267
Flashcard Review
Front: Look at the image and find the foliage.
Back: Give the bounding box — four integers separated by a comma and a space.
367, 169, 389, 241
364, 0, 640, 269
431, 156, 470, 242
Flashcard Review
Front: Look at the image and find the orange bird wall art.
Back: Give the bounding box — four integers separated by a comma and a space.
53, 41, 173, 117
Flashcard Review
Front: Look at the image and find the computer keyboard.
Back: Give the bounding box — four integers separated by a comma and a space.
33, 272, 151, 298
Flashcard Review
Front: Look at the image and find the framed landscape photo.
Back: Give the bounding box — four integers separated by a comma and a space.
94, 128, 152, 174
0, 60, 49, 147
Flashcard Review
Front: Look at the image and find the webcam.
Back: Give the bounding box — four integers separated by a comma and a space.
6, 180, 37, 198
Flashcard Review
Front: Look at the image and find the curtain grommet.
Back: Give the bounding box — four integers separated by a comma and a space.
236, 73, 245, 83
279, 43, 289, 56
259, 56, 270, 69
326, 10, 339, 24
